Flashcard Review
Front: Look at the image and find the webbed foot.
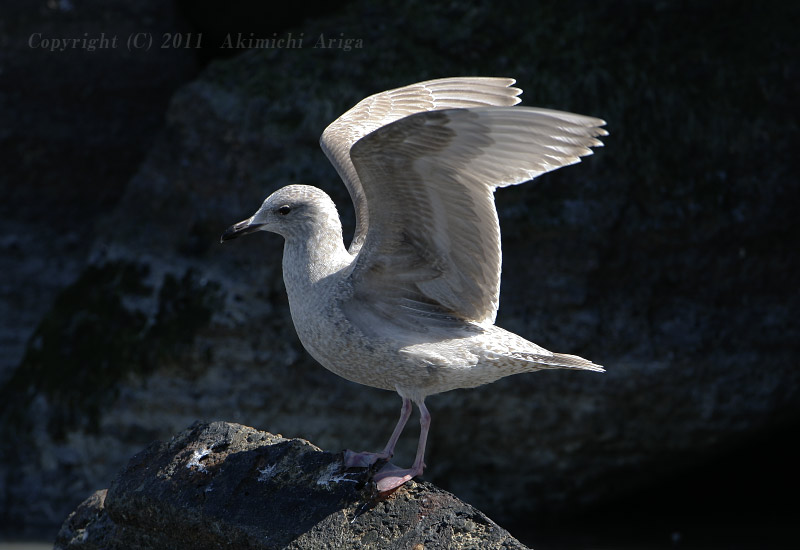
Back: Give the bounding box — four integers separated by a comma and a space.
343, 449, 391, 468
372, 461, 424, 493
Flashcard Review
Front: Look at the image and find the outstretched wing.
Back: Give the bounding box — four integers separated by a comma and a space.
345, 106, 607, 327
320, 77, 522, 254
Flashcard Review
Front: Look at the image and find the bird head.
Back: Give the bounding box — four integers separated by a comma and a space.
220, 184, 341, 243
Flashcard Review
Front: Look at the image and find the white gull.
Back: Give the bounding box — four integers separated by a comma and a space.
221, 77, 606, 492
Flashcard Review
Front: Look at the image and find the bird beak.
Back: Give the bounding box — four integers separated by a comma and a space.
220, 218, 264, 243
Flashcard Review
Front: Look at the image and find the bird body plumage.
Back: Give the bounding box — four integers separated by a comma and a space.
221, 77, 606, 492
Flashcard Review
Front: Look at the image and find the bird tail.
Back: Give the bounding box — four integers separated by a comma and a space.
522, 352, 605, 373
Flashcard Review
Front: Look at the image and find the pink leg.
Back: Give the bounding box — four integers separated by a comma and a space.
344, 397, 412, 468
373, 400, 430, 492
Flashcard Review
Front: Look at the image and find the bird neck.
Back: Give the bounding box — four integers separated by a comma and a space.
281, 223, 351, 292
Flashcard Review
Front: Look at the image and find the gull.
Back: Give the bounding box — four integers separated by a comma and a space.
221, 77, 606, 493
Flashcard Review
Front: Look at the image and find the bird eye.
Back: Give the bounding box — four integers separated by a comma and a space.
277, 205, 291, 216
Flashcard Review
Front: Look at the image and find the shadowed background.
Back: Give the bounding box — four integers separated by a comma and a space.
1, 1, 798, 548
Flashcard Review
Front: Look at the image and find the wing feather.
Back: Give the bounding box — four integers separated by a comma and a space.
345, 106, 607, 325
320, 77, 522, 254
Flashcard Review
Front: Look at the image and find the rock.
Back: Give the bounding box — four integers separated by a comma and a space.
54, 422, 529, 550
54, 489, 113, 549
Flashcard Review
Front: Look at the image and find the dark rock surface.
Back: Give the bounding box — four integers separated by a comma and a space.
54, 422, 529, 550
1, 0, 798, 543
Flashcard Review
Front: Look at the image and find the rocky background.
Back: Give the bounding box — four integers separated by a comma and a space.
1, 0, 798, 548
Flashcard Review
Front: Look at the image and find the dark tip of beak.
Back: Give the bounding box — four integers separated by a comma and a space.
220, 220, 263, 243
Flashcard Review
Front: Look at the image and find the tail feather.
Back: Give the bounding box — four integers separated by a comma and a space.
522, 351, 605, 373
